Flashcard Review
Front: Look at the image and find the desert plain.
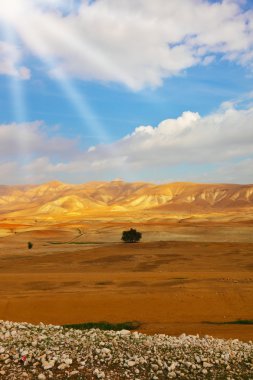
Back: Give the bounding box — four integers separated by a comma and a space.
0, 180, 252, 341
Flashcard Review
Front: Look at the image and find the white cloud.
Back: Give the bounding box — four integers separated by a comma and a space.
0, 41, 30, 80
204, 158, 253, 184
1, 101, 253, 184
84, 105, 253, 170
0, 0, 252, 88
18, 66, 31, 80
0, 121, 78, 160
0, 162, 19, 184
202, 55, 216, 66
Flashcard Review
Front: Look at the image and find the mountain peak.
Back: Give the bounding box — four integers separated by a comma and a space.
111, 178, 124, 182
45, 180, 65, 187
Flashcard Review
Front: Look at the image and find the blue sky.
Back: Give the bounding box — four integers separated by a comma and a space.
0, 0, 253, 184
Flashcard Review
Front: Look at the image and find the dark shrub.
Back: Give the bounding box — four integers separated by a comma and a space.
121, 228, 142, 243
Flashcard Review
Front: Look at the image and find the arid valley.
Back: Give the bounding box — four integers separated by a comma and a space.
0, 180, 252, 342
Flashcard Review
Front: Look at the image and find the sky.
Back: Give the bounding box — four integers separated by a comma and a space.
0, 0, 253, 185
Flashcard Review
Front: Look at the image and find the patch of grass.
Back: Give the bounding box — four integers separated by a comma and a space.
63, 320, 141, 331
48, 241, 103, 245
48, 241, 103, 244
203, 319, 253, 325
68, 241, 103, 245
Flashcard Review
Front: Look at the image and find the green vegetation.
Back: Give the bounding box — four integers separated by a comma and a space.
69, 241, 102, 245
27, 242, 33, 249
63, 320, 141, 331
48, 241, 103, 245
121, 228, 142, 243
203, 319, 253, 325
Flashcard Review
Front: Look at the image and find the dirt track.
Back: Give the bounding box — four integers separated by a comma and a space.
0, 227, 252, 341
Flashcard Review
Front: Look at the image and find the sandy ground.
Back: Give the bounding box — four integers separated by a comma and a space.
0, 224, 252, 342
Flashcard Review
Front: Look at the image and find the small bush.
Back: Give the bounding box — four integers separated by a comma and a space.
27, 242, 33, 249
121, 228, 142, 243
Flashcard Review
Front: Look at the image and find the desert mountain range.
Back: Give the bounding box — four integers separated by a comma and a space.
0, 180, 253, 223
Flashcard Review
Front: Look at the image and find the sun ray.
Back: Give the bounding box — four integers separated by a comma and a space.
2, 0, 129, 177
12, 13, 113, 145
1, 23, 27, 123
37, 4, 135, 89
0, 20, 34, 185
49, 66, 110, 144
11, 2, 138, 142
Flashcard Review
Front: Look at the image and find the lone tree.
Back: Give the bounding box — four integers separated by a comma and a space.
121, 228, 142, 243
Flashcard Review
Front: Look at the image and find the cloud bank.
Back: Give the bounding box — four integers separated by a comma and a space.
0, 121, 78, 160
0, 101, 252, 184
0, 0, 253, 88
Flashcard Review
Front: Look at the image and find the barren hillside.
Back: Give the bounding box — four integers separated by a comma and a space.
0, 180, 252, 225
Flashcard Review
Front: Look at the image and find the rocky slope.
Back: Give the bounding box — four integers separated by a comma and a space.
0, 320, 252, 379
